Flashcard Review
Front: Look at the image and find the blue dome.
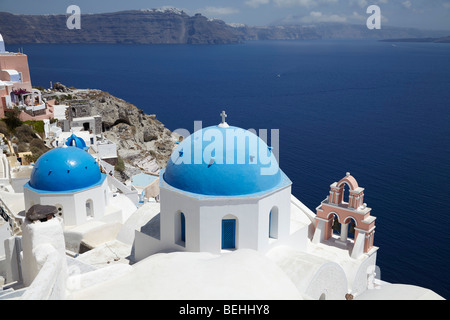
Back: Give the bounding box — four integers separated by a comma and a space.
28, 146, 103, 192
163, 125, 283, 196
65, 134, 88, 151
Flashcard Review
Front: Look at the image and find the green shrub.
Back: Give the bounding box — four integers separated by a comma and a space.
23, 120, 45, 134
25, 153, 41, 163
0, 121, 9, 136
17, 142, 28, 153
29, 138, 47, 154
15, 124, 35, 143
3, 109, 22, 133
115, 156, 125, 173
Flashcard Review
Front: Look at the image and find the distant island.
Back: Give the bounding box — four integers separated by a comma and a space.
381, 36, 450, 43
0, 9, 241, 44
0, 8, 449, 44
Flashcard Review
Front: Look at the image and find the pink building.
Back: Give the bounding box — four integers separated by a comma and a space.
0, 33, 53, 120
313, 173, 377, 259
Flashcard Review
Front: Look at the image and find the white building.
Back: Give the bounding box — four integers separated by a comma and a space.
134, 119, 305, 259
21, 145, 136, 252
23, 146, 109, 226
0, 113, 445, 300
54, 131, 92, 149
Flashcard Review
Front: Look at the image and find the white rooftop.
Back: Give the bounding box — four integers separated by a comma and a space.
52, 104, 69, 121
356, 283, 444, 300
71, 249, 303, 300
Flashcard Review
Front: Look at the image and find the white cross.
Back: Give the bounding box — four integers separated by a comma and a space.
218, 110, 229, 128
220, 110, 227, 124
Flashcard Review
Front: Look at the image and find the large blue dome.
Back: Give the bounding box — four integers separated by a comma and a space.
28, 146, 104, 192
163, 125, 284, 196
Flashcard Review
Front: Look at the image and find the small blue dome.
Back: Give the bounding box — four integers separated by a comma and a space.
163, 125, 283, 196
65, 134, 88, 150
28, 146, 103, 192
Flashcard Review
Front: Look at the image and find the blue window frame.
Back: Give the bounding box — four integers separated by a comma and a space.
269, 210, 272, 237
269, 207, 278, 239
222, 219, 236, 249
181, 212, 186, 242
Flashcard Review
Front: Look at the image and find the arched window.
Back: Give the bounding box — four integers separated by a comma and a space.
343, 183, 350, 204
86, 199, 94, 218
344, 217, 357, 240
174, 211, 186, 247
180, 212, 186, 243
336, 181, 353, 205
269, 207, 279, 239
331, 213, 341, 236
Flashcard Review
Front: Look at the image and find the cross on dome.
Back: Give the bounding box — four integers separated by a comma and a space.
221, 110, 227, 122
218, 110, 229, 128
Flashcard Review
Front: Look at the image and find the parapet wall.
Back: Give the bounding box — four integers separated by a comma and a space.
20, 243, 66, 299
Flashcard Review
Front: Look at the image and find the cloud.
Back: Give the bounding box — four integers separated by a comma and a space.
402, 1, 412, 9
348, 0, 368, 7
348, 0, 389, 7
351, 11, 366, 21
197, 7, 240, 16
246, 0, 340, 9
299, 11, 347, 22
245, 0, 271, 8
349, 9, 388, 23
273, 0, 320, 7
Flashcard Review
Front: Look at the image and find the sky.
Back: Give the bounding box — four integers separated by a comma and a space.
1, 0, 450, 30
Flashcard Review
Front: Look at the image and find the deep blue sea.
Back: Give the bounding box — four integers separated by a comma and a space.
9, 40, 450, 299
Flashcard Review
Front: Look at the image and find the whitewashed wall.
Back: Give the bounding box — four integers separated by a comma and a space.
23, 180, 108, 226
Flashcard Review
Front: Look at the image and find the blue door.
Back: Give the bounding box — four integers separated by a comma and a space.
222, 219, 236, 249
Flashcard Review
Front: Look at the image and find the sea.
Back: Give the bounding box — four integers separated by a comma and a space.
8, 39, 450, 299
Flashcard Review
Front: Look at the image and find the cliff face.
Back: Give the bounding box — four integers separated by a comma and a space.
381, 36, 450, 43
232, 23, 449, 41
0, 9, 240, 44
44, 85, 179, 181
1, 9, 447, 45
229, 25, 321, 41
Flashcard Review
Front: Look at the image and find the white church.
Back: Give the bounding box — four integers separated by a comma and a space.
0, 112, 444, 300
134, 113, 296, 259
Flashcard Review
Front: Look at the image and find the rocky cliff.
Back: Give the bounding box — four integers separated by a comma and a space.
0, 9, 240, 44
380, 36, 450, 43
228, 25, 321, 41
2, 8, 448, 45
233, 23, 449, 41
44, 84, 179, 181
